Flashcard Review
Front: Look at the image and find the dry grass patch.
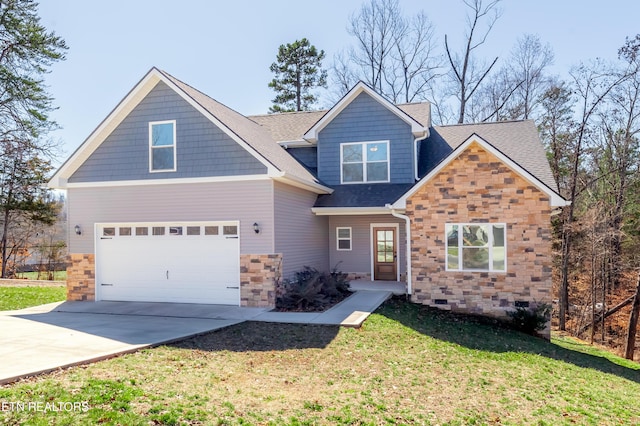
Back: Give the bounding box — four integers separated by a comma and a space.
1, 298, 639, 425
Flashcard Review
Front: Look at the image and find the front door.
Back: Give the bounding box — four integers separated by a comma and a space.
373, 227, 397, 281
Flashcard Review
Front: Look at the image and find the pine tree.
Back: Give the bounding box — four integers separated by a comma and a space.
268, 38, 327, 113
0, 0, 67, 277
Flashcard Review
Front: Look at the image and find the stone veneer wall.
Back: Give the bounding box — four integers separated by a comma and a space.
240, 254, 282, 307
407, 142, 552, 327
67, 254, 95, 301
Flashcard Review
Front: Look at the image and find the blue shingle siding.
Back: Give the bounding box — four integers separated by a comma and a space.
69, 81, 267, 182
317, 92, 414, 186
285, 146, 317, 173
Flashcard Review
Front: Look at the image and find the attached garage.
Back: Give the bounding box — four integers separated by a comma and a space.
95, 221, 240, 305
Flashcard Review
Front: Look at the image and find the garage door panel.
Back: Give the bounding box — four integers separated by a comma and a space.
96, 222, 240, 305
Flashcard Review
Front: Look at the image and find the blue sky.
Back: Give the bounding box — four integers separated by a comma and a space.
38, 1, 639, 163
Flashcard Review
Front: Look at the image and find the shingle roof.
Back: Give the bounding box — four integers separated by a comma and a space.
249, 103, 431, 143
249, 111, 325, 143
314, 184, 415, 208
424, 120, 558, 192
160, 70, 321, 184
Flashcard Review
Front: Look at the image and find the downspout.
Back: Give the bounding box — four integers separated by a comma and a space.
386, 204, 411, 296
414, 131, 429, 182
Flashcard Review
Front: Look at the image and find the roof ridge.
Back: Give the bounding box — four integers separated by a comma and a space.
435, 119, 532, 128
247, 109, 328, 118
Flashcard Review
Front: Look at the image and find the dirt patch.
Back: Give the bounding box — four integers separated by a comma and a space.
0, 279, 65, 287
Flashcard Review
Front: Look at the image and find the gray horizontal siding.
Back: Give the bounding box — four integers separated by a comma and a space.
274, 181, 328, 278
67, 180, 275, 255
318, 92, 415, 186
328, 215, 406, 277
70, 81, 267, 183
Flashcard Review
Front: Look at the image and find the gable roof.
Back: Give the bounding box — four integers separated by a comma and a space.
49, 67, 331, 194
431, 120, 557, 191
394, 131, 569, 209
249, 102, 431, 145
302, 81, 429, 143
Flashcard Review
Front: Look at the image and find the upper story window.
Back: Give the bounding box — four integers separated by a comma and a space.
340, 141, 389, 184
446, 223, 506, 272
149, 120, 176, 172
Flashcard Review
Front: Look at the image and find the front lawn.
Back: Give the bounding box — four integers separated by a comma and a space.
1, 298, 639, 425
0, 286, 66, 311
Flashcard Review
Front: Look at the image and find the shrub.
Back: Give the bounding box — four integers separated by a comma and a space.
507, 303, 552, 335
277, 266, 351, 312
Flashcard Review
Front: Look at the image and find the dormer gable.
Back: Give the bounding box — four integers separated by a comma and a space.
303, 81, 429, 143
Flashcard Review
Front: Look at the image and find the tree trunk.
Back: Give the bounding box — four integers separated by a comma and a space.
624, 270, 640, 360
1, 207, 10, 278
578, 295, 635, 335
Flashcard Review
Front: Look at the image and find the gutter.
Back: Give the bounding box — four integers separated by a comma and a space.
386, 203, 411, 296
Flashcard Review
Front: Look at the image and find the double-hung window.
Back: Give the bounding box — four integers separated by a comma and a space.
446, 223, 506, 272
341, 141, 389, 183
149, 120, 176, 172
336, 227, 352, 251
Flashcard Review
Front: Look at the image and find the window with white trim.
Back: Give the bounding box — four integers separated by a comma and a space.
445, 223, 506, 272
340, 141, 389, 183
149, 120, 176, 172
336, 227, 352, 251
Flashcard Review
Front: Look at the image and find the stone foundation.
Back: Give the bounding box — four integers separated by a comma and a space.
67, 254, 95, 301
345, 272, 371, 281
240, 254, 282, 308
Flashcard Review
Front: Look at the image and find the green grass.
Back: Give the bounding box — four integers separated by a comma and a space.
14, 270, 66, 281
0, 298, 639, 425
0, 286, 66, 310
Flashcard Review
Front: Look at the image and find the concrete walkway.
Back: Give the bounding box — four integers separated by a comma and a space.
0, 290, 391, 384
251, 290, 392, 326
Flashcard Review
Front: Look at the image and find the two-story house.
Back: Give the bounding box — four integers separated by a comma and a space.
49, 67, 567, 320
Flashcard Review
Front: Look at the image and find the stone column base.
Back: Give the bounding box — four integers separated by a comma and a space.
67, 254, 95, 301
240, 254, 282, 308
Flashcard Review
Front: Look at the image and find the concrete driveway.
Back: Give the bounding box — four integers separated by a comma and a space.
0, 290, 392, 385
0, 301, 268, 384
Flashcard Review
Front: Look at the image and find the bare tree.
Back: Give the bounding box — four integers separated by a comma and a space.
336, 0, 440, 103
509, 34, 555, 119
468, 67, 521, 122
538, 79, 575, 191
389, 11, 440, 103
557, 61, 628, 330
330, 50, 358, 103
445, 0, 502, 123
347, 0, 402, 94
467, 34, 552, 122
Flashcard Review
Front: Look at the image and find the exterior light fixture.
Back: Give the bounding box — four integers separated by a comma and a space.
74, 225, 82, 235
253, 223, 260, 234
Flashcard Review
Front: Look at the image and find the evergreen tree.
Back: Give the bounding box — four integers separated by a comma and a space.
0, 0, 67, 277
268, 38, 327, 113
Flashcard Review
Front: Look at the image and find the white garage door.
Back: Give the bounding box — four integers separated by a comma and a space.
95, 222, 240, 305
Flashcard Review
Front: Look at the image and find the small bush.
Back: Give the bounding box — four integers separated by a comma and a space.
277, 266, 351, 312
507, 303, 552, 335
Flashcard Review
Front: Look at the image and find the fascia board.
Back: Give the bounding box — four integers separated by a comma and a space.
49, 68, 164, 188
311, 206, 392, 216
271, 172, 333, 195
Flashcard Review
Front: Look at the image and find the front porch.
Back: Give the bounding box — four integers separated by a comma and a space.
349, 280, 406, 295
